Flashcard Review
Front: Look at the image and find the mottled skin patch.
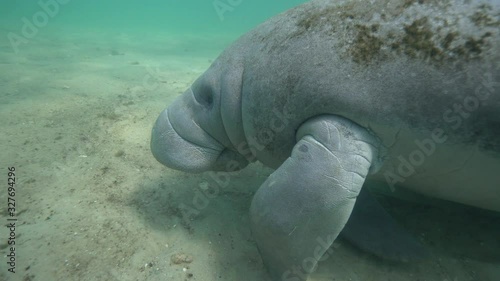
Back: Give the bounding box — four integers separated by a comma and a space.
403, 0, 425, 8
470, 4, 500, 27
351, 24, 383, 63
283, 0, 499, 66
391, 18, 494, 63
295, 6, 338, 33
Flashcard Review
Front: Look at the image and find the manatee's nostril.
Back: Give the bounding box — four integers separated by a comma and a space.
193, 86, 214, 107
197, 91, 213, 107
204, 92, 213, 106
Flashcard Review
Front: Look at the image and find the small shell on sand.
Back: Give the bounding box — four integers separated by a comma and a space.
170, 253, 193, 265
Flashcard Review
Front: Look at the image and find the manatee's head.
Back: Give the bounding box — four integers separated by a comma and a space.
151, 63, 249, 173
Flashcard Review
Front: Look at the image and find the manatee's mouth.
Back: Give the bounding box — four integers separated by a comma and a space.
150, 109, 248, 173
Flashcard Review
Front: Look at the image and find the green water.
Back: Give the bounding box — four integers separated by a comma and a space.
1, 0, 308, 52
1, 1, 499, 281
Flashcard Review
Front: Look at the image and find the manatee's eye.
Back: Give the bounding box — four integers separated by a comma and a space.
193, 83, 214, 107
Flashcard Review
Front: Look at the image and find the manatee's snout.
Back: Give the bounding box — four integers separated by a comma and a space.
151, 94, 249, 173
150, 107, 224, 173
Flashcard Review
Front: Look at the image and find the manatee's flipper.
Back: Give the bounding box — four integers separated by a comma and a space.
250, 115, 381, 281
340, 187, 429, 262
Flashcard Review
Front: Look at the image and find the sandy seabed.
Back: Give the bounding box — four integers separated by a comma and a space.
0, 27, 499, 281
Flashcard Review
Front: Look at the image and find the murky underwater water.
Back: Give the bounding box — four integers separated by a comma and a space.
0, 1, 499, 281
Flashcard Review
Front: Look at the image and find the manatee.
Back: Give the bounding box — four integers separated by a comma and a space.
150, 0, 500, 280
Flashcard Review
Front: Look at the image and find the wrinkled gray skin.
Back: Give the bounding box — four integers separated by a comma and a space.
151, 0, 500, 280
